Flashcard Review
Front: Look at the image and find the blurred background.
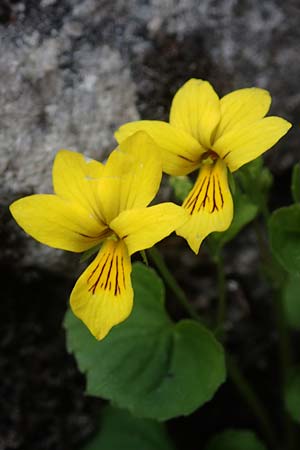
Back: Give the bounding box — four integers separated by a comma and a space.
0, 1, 299, 449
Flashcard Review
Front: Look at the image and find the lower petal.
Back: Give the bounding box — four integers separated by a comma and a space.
70, 239, 133, 340
177, 159, 233, 254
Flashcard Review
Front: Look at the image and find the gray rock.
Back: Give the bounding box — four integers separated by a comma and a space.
0, 3, 138, 272
1, 0, 299, 274
0, 38, 138, 196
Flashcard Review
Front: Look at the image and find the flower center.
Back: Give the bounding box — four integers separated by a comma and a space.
200, 150, 219, 165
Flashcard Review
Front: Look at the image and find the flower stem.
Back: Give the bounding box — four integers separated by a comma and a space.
227, 355, 279, 450
215, 250, 278, 448
149, 245, 279, 449
273, 287, 295, 450
148, 247, 202, 322
254, 218, 296, 450
215, 253, 226, 335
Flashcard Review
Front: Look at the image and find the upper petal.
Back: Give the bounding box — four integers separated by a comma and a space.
213, 116, 292, 172
177, 159, 233, 254
169, 79, 221, 149
214, 87, 271, 141
10, 194, 109, 252
115, 120, 204, 175
96, 133, 163, 223
112, 132, 163, 209
110, 203, 188, 255
53, 150, 105, 223
70, 239, 133, 340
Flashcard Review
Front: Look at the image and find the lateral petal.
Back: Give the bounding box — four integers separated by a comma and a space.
213, 116, 292, 172
169, 79, 221, 149
53, 150, 105, 223
70, 239, 133, 340
53, 150, 104, 195
110, 203, 188, 255
177, 159, 233, 254
10, 194, 108, 252
115, 120, 204, 175
214, 88, 271, 141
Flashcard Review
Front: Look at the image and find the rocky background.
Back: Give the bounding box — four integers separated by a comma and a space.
0, 1, 299, 449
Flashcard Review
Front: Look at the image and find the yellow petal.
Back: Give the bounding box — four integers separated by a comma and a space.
169, 79, 221, 149
110, 203, 188, 255
70, 239, 133, 340
109, 132, 162, 209
118, 132, 162, 209
214, 88, 271, 141
177, 159, 233, 254
91, 149, 134, 225
53, 150, 105, 223
96, 175, 123, 225
213, 117, 292, 172
101, 144, 133, 177
96, 133, 163, 223
10, 194, 109, 252
115, 120, 204, 175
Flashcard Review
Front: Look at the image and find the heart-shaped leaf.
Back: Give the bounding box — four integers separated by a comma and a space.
269, 205, 300, 274
291, 163, 300, 204
65, 263, 225, 420
208, 189, 258, 257
169, 175, 193, 202
235, 157, 273, 209
84, 405, 175, 450
205, 429, 267, 450
283, 274, 300, 329
285, 366, 300, 423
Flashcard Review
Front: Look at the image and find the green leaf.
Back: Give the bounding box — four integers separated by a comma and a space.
208, 189, 258, 257
285, 366, 300, 423
65, 263, 226, 421
283, 274, 300, 329
140, 250, 149, 266
80, 243, 102, 262
227, 170, 236, 195
269, 204, 300, 274
169, 175, 193, 202
235, 157, 273, 211
84, 405, 175, 450
205, 429, 267, 450
291, 163, 300, 204
236, 157, 265, 184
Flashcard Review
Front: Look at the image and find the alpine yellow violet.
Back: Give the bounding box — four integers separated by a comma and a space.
115, 79, 292, 254
10, 132, 187, 339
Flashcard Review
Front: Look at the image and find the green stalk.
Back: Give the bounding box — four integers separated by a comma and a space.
273, 288, 295, 450
254, 218, 295, 450
147, 247, 202, 322
227, 355, 279, 450
215, 253, 226, 336
149, 245, 279, 449
215, 251, 278, 449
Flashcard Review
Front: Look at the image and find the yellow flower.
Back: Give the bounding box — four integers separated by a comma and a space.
115, 79, 292, 254
10, 132, 187, 339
